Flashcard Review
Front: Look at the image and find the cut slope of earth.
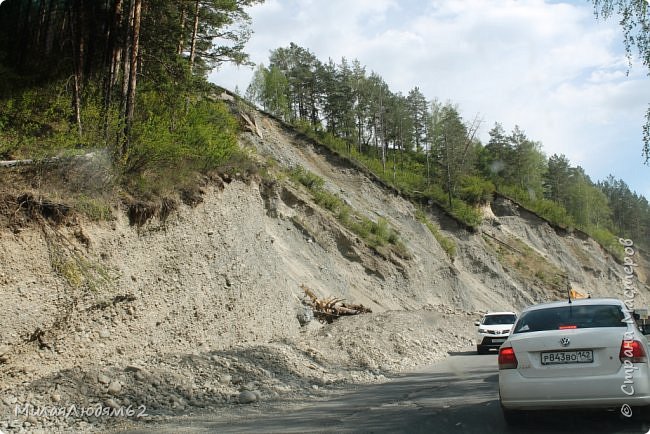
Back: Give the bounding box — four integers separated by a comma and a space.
0, 105, 648, 433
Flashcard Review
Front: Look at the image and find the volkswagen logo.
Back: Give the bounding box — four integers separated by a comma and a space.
560, 337, 571, 347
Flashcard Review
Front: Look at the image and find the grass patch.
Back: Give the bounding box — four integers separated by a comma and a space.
289, 165, 408, 257
45, 230, 117, 292
73, 195, 114, 221
414, 209, 456, 258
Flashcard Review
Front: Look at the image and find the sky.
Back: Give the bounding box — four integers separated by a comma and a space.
209, 0, 650, 200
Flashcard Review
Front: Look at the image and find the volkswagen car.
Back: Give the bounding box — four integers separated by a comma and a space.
498, 298, 650, 423
475, 311, 517, 354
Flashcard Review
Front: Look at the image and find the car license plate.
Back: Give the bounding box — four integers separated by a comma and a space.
492, 338, 506, 344
541, 350, 593, 365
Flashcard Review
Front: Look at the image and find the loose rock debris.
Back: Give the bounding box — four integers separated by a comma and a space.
301, 284, 371, 323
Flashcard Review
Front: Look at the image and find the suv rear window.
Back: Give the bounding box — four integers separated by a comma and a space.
483, 314, 517, 325
513, 304, 627, 333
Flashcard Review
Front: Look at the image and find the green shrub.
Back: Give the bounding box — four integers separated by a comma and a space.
414, 209, 457, 258
449, 199, 483, 227
337, 206, 351, 224
313, 189, 343, 212
74, 195, 114, 221
290, 166, 325, 190
0, 80, 125, 160
459, 175, 495, 205
373, 217, 389, 239
586, 226, 624, 260
122, 97, 239, 195
500, 185, 574, 229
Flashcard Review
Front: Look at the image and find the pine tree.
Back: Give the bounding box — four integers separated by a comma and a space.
406, 87, 429, 153
544, 154, 572, 206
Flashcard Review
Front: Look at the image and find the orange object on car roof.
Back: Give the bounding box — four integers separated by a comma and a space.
570, 288, 588, 299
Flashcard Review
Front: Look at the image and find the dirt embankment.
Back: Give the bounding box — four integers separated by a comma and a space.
0, 110, 648, 433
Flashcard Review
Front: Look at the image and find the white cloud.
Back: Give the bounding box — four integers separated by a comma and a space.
210, 0, 650, 199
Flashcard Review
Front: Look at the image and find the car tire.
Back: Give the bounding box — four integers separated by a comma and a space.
477, 345, 486, 355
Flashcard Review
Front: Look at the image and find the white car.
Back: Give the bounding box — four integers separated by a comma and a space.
498, 298, 650, 423
475, 311, 517, 354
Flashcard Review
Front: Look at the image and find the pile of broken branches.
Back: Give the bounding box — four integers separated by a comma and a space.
301, 284, 371, 323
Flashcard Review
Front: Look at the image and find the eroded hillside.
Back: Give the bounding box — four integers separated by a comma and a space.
243, 110, 650, 310
0, 105, 648, 433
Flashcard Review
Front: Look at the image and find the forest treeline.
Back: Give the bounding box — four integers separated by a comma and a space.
246, 43, 650, 253
0, 0, 262, 195
0, 1, 647, 254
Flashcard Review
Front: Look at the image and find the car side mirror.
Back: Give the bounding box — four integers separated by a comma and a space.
474, 321, 480, 326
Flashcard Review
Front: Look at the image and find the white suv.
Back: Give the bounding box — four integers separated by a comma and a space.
475, 311, 517, 354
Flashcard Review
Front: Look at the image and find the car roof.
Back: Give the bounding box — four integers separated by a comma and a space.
520, 298, 625, 314
485, 311, 517, 316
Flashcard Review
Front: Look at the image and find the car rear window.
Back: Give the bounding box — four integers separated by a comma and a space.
513, 304, 627, 333
483, 314, 517, 325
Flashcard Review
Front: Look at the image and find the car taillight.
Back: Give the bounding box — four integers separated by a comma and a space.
498, 346, 518, 369
620, 340, 648, 363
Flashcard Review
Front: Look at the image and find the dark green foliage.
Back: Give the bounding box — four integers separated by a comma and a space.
459, 175, 495, 205
249, 45, 489, 228
481, 123, 546, 198
544, 154, 572, 205
0, 80, 118, 159
598, 175, 650, 251
0, 0, 260, 207
500, 185, 575, 229
0, 0, 262, 163
122, 95, 239, 196
290, 165, 325, 190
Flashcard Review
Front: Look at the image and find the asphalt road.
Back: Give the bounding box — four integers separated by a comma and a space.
121, 350, 650, 434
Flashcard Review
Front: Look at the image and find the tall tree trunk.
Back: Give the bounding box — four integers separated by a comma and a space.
103, 0, 124, 141
121, 0, 134, 119
36, 0, 47, 51
70, 0, 85, 137
122, 0, 142, 157
426, 146, 430, 185
189, 0, 200, 73
43, 0, 56, 55
17, 0, 34, 71
444, 135, 452, 208
177, 2, 187, 55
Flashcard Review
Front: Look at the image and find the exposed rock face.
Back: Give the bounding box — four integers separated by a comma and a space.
0, 111, 648, 432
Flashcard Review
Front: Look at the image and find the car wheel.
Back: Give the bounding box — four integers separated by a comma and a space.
477, 345, 486, 355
